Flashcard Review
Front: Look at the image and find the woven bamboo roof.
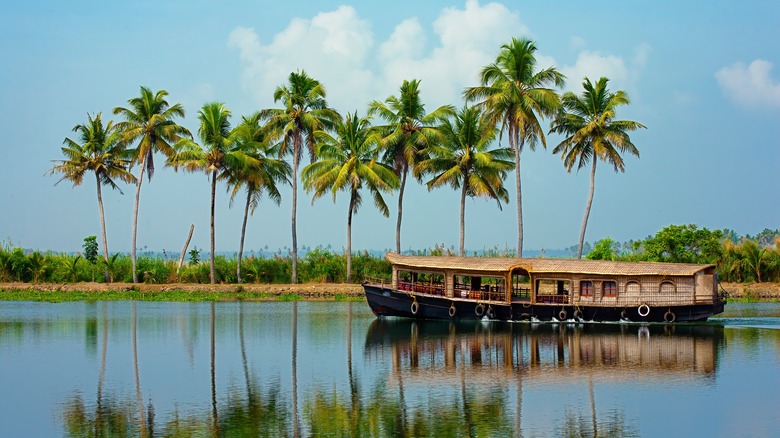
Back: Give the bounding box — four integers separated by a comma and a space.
385, 252, 714, 277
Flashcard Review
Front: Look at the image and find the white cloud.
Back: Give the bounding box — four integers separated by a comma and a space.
715, 59, 780, 108
228, 1, 529, 112
558, 44, 650, 96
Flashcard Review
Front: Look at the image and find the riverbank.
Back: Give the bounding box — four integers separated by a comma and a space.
0, 281, 777, 302
0, 282, 365, 302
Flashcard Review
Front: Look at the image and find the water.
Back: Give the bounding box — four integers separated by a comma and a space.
0, 301, 778, 437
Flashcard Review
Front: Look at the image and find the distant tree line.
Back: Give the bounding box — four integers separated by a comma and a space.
1, 224, 778, 284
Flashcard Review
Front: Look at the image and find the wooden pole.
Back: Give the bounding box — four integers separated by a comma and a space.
178, 224, 195, 274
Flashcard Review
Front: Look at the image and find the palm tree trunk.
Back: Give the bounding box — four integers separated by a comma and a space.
395, 166, 408, 254
346, 191, 356, 283
291, 146, 300, 284
95, 173, 110, 282
210, 170, 217, 284
459, 180, 467, 256
131, 160, 146, 283
577, 159, 597, 259
237, 191, 251, 284
515, 135, 524, 258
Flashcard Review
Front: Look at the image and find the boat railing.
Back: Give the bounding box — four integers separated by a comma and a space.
398, 280, 446, 297
363, 276, 391, 287
537, 294, 570, 304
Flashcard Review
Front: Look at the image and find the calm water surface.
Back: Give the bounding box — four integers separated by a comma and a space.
1, 301, 778, 437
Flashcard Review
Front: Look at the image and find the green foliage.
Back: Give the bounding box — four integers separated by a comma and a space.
586, 238, 617, 261
641, 224, 723, 264
300, 248, 346, 283
189, 247, 200, 265
83, 236, 98, 265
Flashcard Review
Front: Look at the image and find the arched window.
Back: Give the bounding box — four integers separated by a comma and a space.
626, 281, 641, 294
660, 281, 676, 293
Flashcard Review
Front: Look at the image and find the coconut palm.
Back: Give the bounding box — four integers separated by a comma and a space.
167, 102, 254, 284
261, 71, 340, 284
113, 87, 191, 283
228, 113, 291, 284
550, 77, 646, 259
464, 38, 565, 256
418, 105, 513, 256
302, 112, 399, 282
50, 113, 136, 281
368, 79, 455, 254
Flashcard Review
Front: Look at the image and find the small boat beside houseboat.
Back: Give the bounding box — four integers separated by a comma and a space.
363, 252, 727, 323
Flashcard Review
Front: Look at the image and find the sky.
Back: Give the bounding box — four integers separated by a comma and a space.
1, 0, 778, 255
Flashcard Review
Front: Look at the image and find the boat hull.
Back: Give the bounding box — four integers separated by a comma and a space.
363, 284, 725, 323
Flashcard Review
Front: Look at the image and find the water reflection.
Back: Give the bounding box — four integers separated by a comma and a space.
4, 302, 777, 437
364, 320, 725, 381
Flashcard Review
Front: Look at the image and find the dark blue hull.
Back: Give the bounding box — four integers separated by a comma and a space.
364, 284, 725, 323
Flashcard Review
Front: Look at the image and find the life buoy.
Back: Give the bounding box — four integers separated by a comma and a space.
449, 304, 456, 317
558, 309, 567, 321
411, 301, 419, 315
638, 304, 650, 317
486, 306, 495, 319
475, 303, 485, 317
664, 309, 676, 323
573, 309, 583, 320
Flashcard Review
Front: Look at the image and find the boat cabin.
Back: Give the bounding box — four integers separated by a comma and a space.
386, 253, 720, 308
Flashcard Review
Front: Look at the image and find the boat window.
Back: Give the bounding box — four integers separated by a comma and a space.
603, 281, 617, 296
660, 281, 676, 293
626, 281, 641, 294
397, 270, 446, 296
536, 279, 570, 304
580, 280, 593, 296
455, 275, 505, 301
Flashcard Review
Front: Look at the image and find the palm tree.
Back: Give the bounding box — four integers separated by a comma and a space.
228, 113, 291, 284
50, 113, 136, 281
368, 79, 455, 254
464, 38, 565, 256
168, 102, 254, 284
550, 77, 646, 258
261, 71, 339, 284
302, 112, 399, 282
114, 87, 191, 283
418, 105, 513, 256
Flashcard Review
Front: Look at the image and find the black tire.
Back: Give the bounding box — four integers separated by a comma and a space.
449, 304, 456, 317
558, 309, 567, 321
664, 309, 676, 323
475, 303, 485, 317
573, 309, 583, 320
411, 301, 419, 315
486, 307, 495, 319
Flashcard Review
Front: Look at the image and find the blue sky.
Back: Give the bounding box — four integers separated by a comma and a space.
1, 0, 778, 255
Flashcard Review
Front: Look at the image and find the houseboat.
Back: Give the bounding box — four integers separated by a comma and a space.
363, 253, 727, 323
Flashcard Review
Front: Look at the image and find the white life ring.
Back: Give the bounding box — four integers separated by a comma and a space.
638, 303, 650, 317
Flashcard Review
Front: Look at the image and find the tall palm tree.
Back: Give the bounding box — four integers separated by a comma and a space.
464, 38, 565, 256
50, 113, 136, 281
550, 77, 646, 258
368, 79, 455, 254
418, 105, 513, 256
228, 113, 291, 284
302, 112, 399, 282
168, 102, 254, 284
261, 71, 339, 284
114, 87, 191, 283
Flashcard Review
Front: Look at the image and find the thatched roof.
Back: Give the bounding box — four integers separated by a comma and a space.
385, 252, 714, 277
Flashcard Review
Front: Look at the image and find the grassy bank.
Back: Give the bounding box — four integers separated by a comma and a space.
0, 282, 365, 302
